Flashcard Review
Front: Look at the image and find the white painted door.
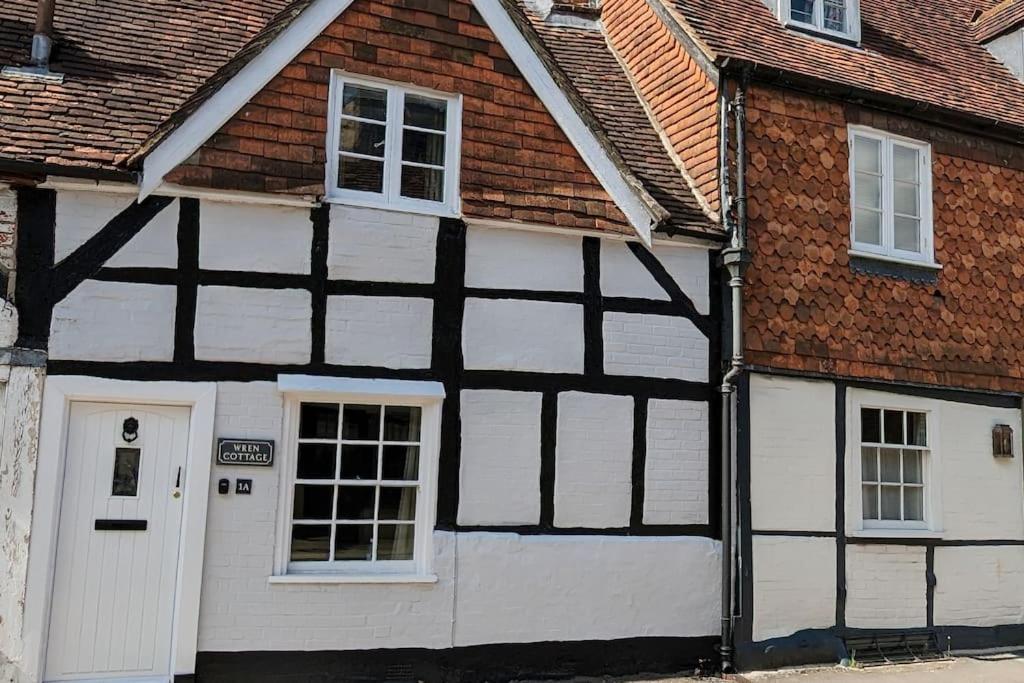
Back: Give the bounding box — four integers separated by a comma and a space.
45, 402, 191, 682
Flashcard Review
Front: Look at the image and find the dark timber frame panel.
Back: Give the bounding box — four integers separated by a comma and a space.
20, 188, 721, 540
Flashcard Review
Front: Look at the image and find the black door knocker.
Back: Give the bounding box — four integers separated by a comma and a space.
122, 417, 139, 443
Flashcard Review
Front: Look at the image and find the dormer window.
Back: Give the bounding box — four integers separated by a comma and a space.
767, 0, 861, 43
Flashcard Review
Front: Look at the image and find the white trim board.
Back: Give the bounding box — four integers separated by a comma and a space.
22, 376, 217, 681
136, 0, 662, 244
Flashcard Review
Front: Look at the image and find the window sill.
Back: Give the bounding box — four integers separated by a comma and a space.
849, 529, 944, 540
322, 194, 460, 220
268, 573, 438, 585
848, 249, 942, 271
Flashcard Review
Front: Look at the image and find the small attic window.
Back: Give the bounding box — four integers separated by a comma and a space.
766, 0, 861, 43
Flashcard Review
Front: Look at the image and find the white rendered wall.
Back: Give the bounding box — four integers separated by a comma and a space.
462, 299, 584, 373
750, 374, 836, 532
50, 280, 177, 361
599, 242, 709, 314
554, 392, 633, 528
458, 390, 542, 525
328, 205, 437, 283
935, 546, 1024, 627
194, 286, 311, 364
464, 228, 582, 292
324, 296, 433, 369
752, 536, 836, 641
845, 544, 927, 629
54, 190, 179, 268
644, 399, 708, 525
199, 201, 311, 274
987, 30, 1024, 80
603, 312, 708, 382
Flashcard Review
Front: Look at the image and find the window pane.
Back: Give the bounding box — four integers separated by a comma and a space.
904, 487, 924, 521
384, 406, 422, 441
334, 524, 373, 561
400, 165, 445, 202
379, 486, 417, 521
377, 524, 415, 560
342, 84, 387, 121
880, 485, 901, 520
382, 445, 419, 480
884, 410, 904, 444
855, 172, 881, 210
893, 145, 920, 182
823, 0, 845, 31
112, 447, 141, 497
297, 443, 337, 479
906, 412, 927, 446
339, 444, 378, 480
338, 156, 384, 194
861, 408, 881, 443
402, 130, 445, 166
861, 447, 878, 481
300, 403, 338, 439
894, 216, 921, 252
880, 448, 901, 483
903, 450, 923, 484
790, 0, 815, 23
854, 136, 881, 173
336, 486, 376, 520
862, 485, 879, 520
291, 525, 330, 561
404, 94, 447, 131
894, 181, 919, 216
340, 120, 386, 157
854, 208, 881, 246
342, 404, 381, 440
293, 485, 334, 520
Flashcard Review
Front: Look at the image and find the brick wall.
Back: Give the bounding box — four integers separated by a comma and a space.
0, 184, 16, 297
603, 0, 719, 212
744, 83, 1024, 393
166, 0, 631, 234
845, 544, 927, 628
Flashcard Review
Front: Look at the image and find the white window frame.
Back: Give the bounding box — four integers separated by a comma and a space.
848, 125, 936, 267
775, 0, 861, 42
324, 72, 463, 218
847, 391, 944, 539
271, 376, 444, 584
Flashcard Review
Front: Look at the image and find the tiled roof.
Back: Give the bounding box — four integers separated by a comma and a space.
667, 0, 1024, 134
974, 0, 1024, 42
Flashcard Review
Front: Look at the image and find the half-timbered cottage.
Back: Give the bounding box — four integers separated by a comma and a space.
0, 0, 725, 681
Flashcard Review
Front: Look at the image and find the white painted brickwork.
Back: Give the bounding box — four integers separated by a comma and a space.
324, 296, 433, 369
55, 190, 179, 268
458, 390, 542, 525
328, 205, 437, 283
464, 228, 583, 292
0, 184, 16, 276
600, 242, 709, 314
750, 375, 836, 532
935, 546, 1024, 627
554, 392, 633, 528
462, 298, 584, 373
195, 286, 311, 364
603, 312, 708, 382
644, 399, 709, 525
845, 544, 927, 629
752, 536, 837, 641
453, 533, 721, 645
50, 280, 176, 361
199, 201, 311, 274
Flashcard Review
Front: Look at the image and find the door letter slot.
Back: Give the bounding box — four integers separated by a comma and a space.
94, 519, 148, 531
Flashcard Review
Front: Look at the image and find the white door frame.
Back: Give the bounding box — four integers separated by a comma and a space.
23, 376, 217, 682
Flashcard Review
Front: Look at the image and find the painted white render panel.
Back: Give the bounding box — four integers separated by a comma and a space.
600, 241, 669, 301
195, 286, 311, 364
602, 312, 708, 382
554, 392, 633, 528
50, 280, 176, 361
328, 205, 437, 283
55, 190, 179, 268
752, 536, 836, 642
750, 375, 836, 532
453, 533, 721, 645
845, 544, 926, 629
458, 390, 542, 526
462, 299, 584, 373
324, 296, 433, 369
935, 546, 1024, 627
464, 228, 583, 292
199, 201, 312, 274
987, 30, 1024, 80
644, 399, 708, 525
